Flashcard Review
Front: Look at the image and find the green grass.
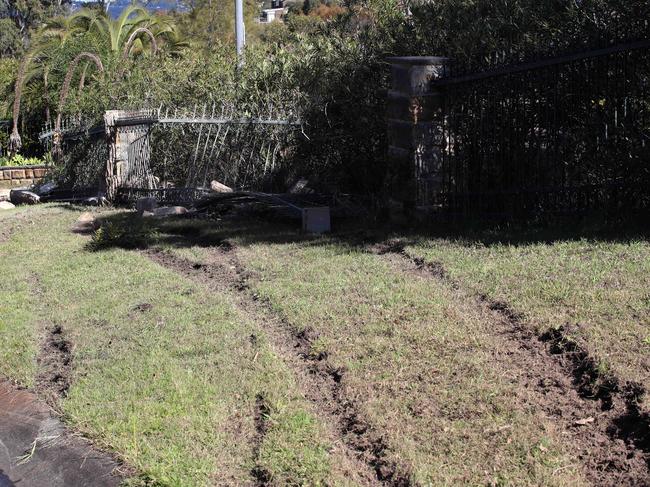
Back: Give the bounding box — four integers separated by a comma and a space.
152, 219, 588, 486
0, 205, 339, 486
406, 237, 650, 396
4, 206, 647, 486
235, 241, 585, 486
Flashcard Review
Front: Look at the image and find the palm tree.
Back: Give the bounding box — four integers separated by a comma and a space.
72, 5, 185, 56
53, 51, 105, 161
9, 6, 186, 155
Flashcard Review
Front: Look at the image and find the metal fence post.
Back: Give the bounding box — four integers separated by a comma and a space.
386, 56, 449, 215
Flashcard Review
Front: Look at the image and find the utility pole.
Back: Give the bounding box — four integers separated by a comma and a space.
235, 0, 245, 67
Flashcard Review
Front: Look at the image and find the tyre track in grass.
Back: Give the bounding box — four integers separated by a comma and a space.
35, 323, 73, 409
371, 240, 650, 487
144, 245, 412, 486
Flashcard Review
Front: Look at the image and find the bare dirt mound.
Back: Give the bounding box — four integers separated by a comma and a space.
0, 381, 123, 487
373, 241, 650, 486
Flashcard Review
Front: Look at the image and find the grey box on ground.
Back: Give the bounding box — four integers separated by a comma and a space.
302, 207, 330, 233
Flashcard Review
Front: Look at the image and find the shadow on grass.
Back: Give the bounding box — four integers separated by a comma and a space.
84, 201, 650, 255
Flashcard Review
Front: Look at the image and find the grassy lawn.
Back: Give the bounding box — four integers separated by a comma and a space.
0, 205, 341, 486
154, 219, 590, 486
405, 236, 650, 398
234, 241, 585, 485
2, 205, 648, 486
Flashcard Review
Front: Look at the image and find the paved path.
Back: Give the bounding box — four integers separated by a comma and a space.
0, 381, 122, 487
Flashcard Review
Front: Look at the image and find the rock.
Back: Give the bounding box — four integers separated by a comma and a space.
574, 417, 595, 426
0, 201, 15, 210
302, 207, 331, 233
152, 206, 188, 217
10, 189, 40, 205
140, 211, 154, 218
76, 212, 95, 223
210, 180, 233, 193
81, 196, 108, 206
0, 189, 11, 202
136, 197, 157, 214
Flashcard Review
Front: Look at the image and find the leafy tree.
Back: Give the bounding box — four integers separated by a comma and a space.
0, 0, 71, 50
0, 18, 22, 56
177, 0, 262, 49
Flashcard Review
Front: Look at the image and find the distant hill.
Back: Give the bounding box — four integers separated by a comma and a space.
71, 0, 187, 18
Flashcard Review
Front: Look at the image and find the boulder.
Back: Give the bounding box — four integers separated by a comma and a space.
210, 180, 233, 193
152, 206, 188, 217
140, 211, 155, 218
136, 197, 157, 214
0, 201, 15, 210
10, 189, 40, 205
0, 189, 10, 202
81, 196, 108, 206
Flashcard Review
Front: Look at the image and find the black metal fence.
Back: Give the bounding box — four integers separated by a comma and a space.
426, 40, 650, 219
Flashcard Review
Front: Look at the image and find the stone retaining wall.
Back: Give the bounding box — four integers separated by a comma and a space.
0, 165, 49, 190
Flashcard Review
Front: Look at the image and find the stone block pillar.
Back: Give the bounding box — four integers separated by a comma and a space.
103, 110, 157, 200
386, 56, 449, 213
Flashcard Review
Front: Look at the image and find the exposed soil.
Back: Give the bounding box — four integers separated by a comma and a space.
145, 246, 413, 486
35, 323, 73, 407
0, 211, 37, 244
372, 240, 650, 486
251, 393, 273, 485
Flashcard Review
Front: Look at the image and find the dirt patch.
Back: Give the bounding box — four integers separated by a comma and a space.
35, 324, 73, 406
131, 302, 153, 313
0, 211, 39, 244
0, 380, 124, 486
251, 393, 273, 485
145, 247, 412, 486
0, 224, 13, 244
0, 221, 19, 244
373, 243, 650, 486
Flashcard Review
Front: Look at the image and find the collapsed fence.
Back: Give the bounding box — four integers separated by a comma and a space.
39, 103, 301, 203
388, 38, 650, 219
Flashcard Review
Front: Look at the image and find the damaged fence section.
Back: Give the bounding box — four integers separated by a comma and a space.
40, 105, 301, 203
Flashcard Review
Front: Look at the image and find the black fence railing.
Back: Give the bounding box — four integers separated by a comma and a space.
427, 39, 650, 219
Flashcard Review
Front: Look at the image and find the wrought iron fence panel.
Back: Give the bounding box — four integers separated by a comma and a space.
432, 41, 650, 218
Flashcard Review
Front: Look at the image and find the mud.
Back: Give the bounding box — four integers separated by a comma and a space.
251, 394, 273, 485
35, 324, 73, 406
374, 242, 650, 486
145, 247, 412, 486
